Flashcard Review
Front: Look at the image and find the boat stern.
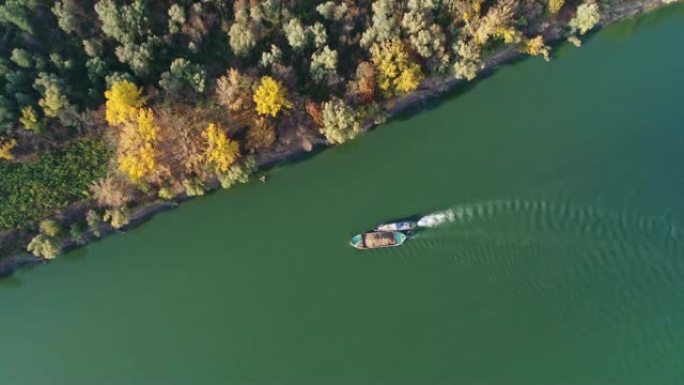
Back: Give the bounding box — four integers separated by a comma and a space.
350, 234, 364, 249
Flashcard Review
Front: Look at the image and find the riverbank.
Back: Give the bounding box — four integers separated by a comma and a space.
0, 0, 674, 278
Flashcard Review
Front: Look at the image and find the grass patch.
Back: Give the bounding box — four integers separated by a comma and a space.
0, 138, 112, 230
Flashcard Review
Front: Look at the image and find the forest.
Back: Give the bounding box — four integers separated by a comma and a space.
0, 0, 603, 259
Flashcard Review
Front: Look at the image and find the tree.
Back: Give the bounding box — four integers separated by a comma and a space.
86, 209, 102, 237
10, 49, 33, 68
283, 18, 310, 52
569, 2, 600, 35
203, 123, 239, 174
525, 35, 551, 61
39, 219, 61, 237
247, 117, 276, 152
0, 1, 34, 34
316, 1, 348, 21
228, 21, 257, 56
260, 45, 283, 69
27, 234, 61, 259
453, 39, 482, 81
90, 174, 132, 208
95, 0, 148, 44
159, 58, 206, 94
310, 22, 328, 49
356, 62, 376, 100
103, 207, 130, 229
320, 98, 361, 144
253, 76, 291, 117
548, 0, 565, 14
114, 37, 158, 76
182, 178, 205, 196
167, 4, 186, 33
19, 106, 45, 133
33, 73, 71, 118
370, 39, 423, 95
52, 0, 86, 34
104, 80, 144, 126
310, 46, 338, 83
216, 69, 254, 112
361, 0, 398, 48
117, 108, 159, 182
0, 138, 17, 161
218, 156, 256, 189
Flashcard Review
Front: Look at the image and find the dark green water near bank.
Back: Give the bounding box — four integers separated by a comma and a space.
3, 6, 684, 384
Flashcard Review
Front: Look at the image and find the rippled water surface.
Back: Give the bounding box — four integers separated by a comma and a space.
2, 5, 684, 385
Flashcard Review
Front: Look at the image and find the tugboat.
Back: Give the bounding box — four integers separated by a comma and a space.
374, 220, 417, 232
350, 231, 406, 250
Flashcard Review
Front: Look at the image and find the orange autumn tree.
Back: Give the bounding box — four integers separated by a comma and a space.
203, 123, 239, 174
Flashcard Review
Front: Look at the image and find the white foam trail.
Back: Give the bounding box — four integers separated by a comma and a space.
417, 210, 456, 228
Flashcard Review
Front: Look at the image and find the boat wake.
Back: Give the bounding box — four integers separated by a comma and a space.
417, 210, 456, 228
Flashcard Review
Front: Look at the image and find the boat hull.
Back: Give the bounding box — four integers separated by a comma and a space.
374, 221, 417, 232
350, 231, 407, 250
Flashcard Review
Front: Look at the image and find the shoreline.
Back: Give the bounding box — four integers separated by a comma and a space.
0, 0, 672, 278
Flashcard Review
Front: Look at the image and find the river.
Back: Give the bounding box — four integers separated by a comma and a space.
2, 5, 684, 385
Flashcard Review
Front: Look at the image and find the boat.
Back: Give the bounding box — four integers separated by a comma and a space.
350, 231, 407, 250
374, 221, 417, 232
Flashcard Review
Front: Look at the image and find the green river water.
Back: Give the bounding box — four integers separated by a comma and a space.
2, 5, 684, 384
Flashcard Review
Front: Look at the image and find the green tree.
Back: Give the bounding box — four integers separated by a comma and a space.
0, 1, 35, 34
320, 98, 361, 144
19, 106, 45, 133
33, 72, 71, 118
310, 46, 338, 83
95, 0, 149, 44
10, 49, 33, 68
569, 2, 601, 35
283, 18, 311, 52
52, 0, 86, 34
159, 59, 206, 94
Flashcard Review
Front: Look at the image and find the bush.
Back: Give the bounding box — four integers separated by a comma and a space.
39, 219, 61, 237
27, 234, 61, 259
218, 156, 256, 189
103, 207, 131, 229
86, 209, 102, 237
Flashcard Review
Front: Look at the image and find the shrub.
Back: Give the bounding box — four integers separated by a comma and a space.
86, 209, 102, 237
39, 219, 61, 237
182, 179, 205, 197
103, 207, 131, 229
27, 234, 61, 259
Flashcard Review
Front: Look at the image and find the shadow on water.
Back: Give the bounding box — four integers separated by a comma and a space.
603, 3, 684, 41
390, 54, 531, 124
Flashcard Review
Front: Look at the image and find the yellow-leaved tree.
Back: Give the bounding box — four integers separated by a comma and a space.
370, 39, 423, 96
548, 0, 565, 14
118, 108, 159, 182
525, 35, 551, 62
0, 138, 17, 160
105, 80, 145, 126
253, 76, 291, 117
204, 123, 240, 174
